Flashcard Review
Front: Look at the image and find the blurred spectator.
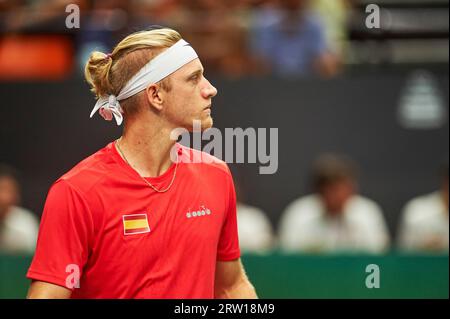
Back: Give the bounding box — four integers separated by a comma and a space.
237, 202, 275, 253
1, 0, 344, 78
2, 0, 83, 33
0, 164, 39, 254
75, 0, 132, 71
278, 154, 390, 254
311, 0, 351, 61
166, 0, 257, 77
397, 164, 449, 253
250, 0, 340, 77
234, 176, 275, 253
1, 0, 133, 72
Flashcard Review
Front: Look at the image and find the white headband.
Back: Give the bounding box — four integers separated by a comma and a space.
90, 39, 198, 125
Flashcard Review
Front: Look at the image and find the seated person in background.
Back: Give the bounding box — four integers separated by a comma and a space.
0, 164, 39, 254
237, 202, 275, 253
250, 0, 340, 78
397, 164, 449, 253
234, 178, 275, 253
311, 0, 351, 62
278, 154, 390, 254
166, 0, 256, 77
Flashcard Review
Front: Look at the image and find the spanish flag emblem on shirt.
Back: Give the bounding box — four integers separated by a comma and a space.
122, 213, 150, 235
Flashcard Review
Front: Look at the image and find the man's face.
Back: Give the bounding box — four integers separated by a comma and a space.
320, 178, 355, 215
0, 176, 19, 220
162, 58, 218, 131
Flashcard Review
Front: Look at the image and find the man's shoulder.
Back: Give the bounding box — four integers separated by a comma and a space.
406, 191, 441, 208
349, 194, 381, 212
56, 143, 116, 194
237, 203, 268, 219
289, 194, 321, 208
403, 191, 443, 221
283, 194, 323, 217
5, 206, 38, 229
346, 195, 385, 220
179, 144, 231, 177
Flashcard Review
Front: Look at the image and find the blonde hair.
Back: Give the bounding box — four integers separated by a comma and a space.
84, 28, 182, 117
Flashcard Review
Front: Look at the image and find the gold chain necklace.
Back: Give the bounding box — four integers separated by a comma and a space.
115, 139, 178, 193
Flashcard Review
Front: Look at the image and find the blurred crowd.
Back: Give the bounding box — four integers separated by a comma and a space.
1, 0, 448, 80
0, 1, 447, 256
0, 0, 353, 78
237, 154, 449, 255
1, 155, 448, 255
277, 154, 391, 254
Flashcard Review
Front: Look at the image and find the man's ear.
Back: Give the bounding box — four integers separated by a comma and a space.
145, 84, 164, 111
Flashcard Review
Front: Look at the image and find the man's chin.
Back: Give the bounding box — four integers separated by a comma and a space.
201, 117, 213, 131
182, 117, 213, 132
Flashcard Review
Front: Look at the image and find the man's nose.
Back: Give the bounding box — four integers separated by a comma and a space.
201, 79, 218, 99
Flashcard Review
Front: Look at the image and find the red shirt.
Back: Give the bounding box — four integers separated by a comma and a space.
27, 142, 240, 298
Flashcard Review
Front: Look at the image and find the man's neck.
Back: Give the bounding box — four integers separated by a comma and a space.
118, 117, 177, 178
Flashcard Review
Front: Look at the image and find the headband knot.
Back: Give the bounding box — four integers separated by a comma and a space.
90, 94, 124, 125
108, 94, 119, 107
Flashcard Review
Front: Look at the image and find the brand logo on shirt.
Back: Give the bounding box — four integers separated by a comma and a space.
186, 205, 211, 219
122, 213, 150, 235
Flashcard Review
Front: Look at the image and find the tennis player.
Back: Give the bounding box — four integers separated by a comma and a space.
26, 27, 257, 299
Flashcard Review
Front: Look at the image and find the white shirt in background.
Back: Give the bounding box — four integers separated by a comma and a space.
397, 191, 449, 253
237, 203, 275, 253
278, 194, 390, 254
0, 206, 39, 254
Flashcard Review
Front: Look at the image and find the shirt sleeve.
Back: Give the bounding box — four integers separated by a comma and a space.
216, 170, 241, 261
26, 179, 94, 290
